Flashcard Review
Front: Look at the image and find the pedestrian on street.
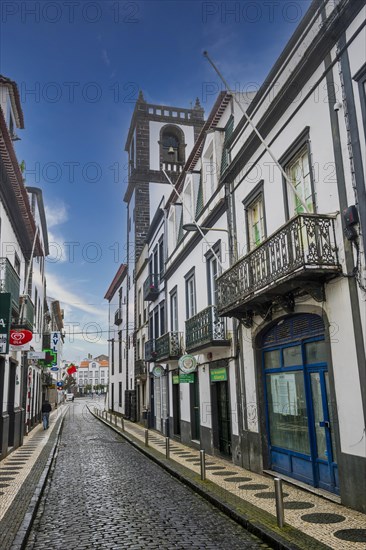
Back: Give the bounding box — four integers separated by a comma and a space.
41, 400, 52, 430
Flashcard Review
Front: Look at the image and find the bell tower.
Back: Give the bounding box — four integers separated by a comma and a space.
124, 91, 204, 262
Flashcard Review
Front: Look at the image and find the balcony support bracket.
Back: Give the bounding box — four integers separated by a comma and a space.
240, 310, 253, 328
298, 282, 325, 303
274, 293, 295, 314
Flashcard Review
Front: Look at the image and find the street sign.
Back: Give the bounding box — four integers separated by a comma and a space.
28, 351, 46, 360
0, 294, 11, 354
56, 381, 63, 387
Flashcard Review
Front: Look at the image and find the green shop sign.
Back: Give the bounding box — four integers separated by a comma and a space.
0, 293, 11, 354
179, 373, 194, 383
172, 375, 180, 385
210, 367, 228, 382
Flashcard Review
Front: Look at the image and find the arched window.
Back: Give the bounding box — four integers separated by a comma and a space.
160, 125, 185, 164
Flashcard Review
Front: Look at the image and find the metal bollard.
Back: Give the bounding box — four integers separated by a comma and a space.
274, 477, 285, 528
200, 449, 206, 481
121, 417, 124, 431
144, 429, 149, 447
165, 437, 170, 459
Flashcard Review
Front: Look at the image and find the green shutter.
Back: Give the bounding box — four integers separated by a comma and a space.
221, 115, 234, 175
195, 173, 204, 218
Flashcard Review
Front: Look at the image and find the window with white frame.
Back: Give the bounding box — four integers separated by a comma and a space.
185, 269, 196, 319
244, 181, 266, 251
170, 288, 178, 331
202, 141, 216, 198
286, 146, 314, 215
207, 247, 220, 306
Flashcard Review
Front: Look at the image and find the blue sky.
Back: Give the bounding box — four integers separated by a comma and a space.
0, 0, 311, 362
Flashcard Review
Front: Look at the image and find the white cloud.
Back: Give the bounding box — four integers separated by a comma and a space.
45, 201, 68, 228
46, 272, 102, 316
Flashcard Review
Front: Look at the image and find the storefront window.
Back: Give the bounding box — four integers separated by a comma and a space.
266, 371, 310, 455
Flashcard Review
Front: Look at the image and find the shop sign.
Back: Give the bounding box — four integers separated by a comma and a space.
10, 329, 33, 346
210, 367, 228, 382
50, 366, 59, 372
0, 293, 11, 354
152, 365, 165, 378
172, 375, 180, 385
179, 373, 194, 383
178, 354, 197, 374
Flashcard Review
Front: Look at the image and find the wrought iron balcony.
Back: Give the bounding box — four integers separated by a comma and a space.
217, 214, 341, 320
16, 294, 35, 331
135, 359, 146, 378
144, 339, 157, 362
155, 332, 182, 362
114, 308, 123, 325
0, 257, 20, 313
185, 305, 230, 353
143, 274, 159, 301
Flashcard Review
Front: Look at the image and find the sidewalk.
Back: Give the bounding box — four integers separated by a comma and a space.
92, 407, 366, 550
0, 405, 67, 550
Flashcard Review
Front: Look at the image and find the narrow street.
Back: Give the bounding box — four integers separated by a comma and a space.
25, 400, 270, 550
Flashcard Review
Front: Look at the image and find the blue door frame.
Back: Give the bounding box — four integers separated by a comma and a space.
263, 335, 339, 494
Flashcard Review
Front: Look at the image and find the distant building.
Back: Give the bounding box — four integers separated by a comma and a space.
77, 356, 109, 393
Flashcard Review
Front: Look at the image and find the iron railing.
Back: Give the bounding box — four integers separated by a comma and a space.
155, 332, 181, 361
217, 214, 341, 316
114, 308, 123, 325
185, 305, 228, 352
144, 339, 157, 362
135, 359, 146, 377
143, 273, 159, 301
18, 294, 35, 331
0, 257, 20, 312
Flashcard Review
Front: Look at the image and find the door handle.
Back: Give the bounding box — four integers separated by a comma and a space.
319, 421, 330, 428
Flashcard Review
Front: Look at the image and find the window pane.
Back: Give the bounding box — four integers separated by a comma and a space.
305, 341, 327, 364
283, 345, 302, 367
266, 371, 310, 455
264, 349, 281, 369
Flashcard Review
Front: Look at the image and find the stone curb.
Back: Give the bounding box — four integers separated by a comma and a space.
9, 409, 67, 550
89, 407, 330, 550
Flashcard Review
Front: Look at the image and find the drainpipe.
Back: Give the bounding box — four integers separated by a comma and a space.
225, 180, 248, 467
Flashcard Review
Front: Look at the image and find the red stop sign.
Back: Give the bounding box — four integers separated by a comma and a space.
10, 329, 33, 346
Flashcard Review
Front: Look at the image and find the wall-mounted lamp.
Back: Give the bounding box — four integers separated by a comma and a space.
182, 223, 229, 233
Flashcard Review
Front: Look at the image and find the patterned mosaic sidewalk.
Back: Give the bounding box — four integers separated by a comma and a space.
95, 407, 366, 550
0, 405, 68, 549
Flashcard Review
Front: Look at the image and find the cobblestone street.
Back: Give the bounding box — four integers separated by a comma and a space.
25, 401, 270, 550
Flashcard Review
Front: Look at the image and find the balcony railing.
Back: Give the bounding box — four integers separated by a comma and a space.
217, 213, 341, 318
16, 294, 35, 331
144, 339, 157, 362
143, 273, 159, 301
155, 332, 181, 362
114, 308, 123, 325
185, 305, 229, 353
161, 161, 183, 173
135, 359, 146, 378
0, 257, 20, 313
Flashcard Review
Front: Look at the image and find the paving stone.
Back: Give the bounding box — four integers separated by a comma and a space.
24, 405, 269, 550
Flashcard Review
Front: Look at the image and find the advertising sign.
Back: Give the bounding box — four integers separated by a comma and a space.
152, 365, 165, 378
0, 294, 11, 354
179, 373, 194, 383
178, 355, 197, 374
172, 375, 180, 385
210, 367, 228, 382
28, 351, 46, 360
